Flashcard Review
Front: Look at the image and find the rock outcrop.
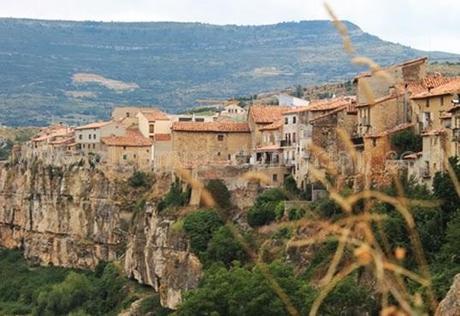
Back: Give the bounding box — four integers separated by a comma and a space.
0, 160, 202, 309
436, 274, 460, 316
0, 161, 121, 269
124, 203, 202, 310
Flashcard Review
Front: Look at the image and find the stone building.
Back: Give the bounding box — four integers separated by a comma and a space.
137, 109, 171, 140
309, 100, 358, 189
171, 121, 252, 168
101, 128, 153, 170
75, 121, 126, 154
219, 102, 247, 121
247, 105, 290, 149
112, 106, 159, 127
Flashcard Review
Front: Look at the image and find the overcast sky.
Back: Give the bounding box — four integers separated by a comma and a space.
2, 0, 459, 54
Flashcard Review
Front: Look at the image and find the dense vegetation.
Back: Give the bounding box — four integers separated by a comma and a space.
1, 18, 459, 126
1, 157, 460, 315
0, 250, 169, 316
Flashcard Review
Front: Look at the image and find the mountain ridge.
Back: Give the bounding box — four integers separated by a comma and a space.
0, 18, 458, 126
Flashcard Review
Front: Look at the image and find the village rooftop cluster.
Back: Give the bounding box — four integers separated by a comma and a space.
22, 57, 460, 198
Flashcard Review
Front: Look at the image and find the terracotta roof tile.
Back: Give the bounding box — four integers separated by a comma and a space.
101, 129, 152, 147
141, 110, 170, 121
356, 94, 400, 108
283, 106, 309, 114
172, 121, 250, 133
75, 121, 111, 130
250, 106, 290, 124
309, 96, 356, 111
411, 78, 460, 99
260, 119, 283, 131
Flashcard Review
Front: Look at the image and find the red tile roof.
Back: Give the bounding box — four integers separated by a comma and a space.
101, 129, 152, 147
309, 105, 348, 123
411, 78, 460, 99
356, 94, 400, 108
260, 119, 283, 131
141, 110, 170, 121
75, 121, 111, 130
309, 96, 356, 111
283, 106, 309, 114
249, 105, 290, 124
172, 121, 250, 133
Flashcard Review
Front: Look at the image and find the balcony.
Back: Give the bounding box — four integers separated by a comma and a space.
280, 140, 292, 147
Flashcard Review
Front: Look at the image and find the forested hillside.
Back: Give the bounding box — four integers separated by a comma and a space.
0, 18, 458, 126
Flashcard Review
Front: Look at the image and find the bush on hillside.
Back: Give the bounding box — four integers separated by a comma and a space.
183, 210, 223, 254
205, 179, 232, 210
207, 226, 246, 266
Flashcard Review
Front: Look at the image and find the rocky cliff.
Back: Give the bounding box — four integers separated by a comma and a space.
436, 274, 460, 316
124, 203, 202, 309
0, 160, 202, 309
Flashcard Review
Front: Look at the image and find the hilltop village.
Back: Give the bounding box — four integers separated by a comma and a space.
18, 57, 460, 199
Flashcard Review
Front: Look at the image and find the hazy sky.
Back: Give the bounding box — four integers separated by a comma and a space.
2, 0, 460, 54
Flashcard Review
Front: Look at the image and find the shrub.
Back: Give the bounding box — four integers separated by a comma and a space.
207, 226, 246, 266
247, 205, 276, 227
284, 175, 300, 196
205, 179, 232, 210
288, 208, 305, 221
128, 171, 152, 188
176, 261, 316, 316
247, 189, 287, 227
390, 129, 422, 157
183, 210, 223, 254
274, 201, 285, 220
158, 179, 190, 212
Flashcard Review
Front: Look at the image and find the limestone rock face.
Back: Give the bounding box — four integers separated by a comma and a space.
0, 162, 121, 269
124, 203, 202, 310
436, 274, 460, 316
0, 161, 202, 310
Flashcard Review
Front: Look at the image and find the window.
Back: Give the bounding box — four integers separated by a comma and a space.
217, 152, 221, 156
293, 116, 297, 124
93, 134, 96, 139
285, 117, 288, 124
272, 174, 278, 182
195, 118, 205, 122
93, 144, 96, 149
82, 144, 85, 149
79, 134, 82, 140
123, 154, 127, 160
133, 154, 137, 158
426, 99, 430, 107
293, 133, 296, 143
88, 134, 92, 140
440, 96, 444, 106
228, 154, 231, 160
123, 146, 127, 150
149, 124, 155, 133
126, 112, 130, 117
372, 139, 377, 147
217, 134, 224, 141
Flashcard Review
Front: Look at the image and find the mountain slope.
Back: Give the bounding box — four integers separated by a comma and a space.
0, 18, 458, 126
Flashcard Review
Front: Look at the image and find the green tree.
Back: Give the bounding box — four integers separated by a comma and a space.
206, 179, 232, 210
207, 226, 246, 266
183, 210, 224, 254
247, 189, 287, 227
